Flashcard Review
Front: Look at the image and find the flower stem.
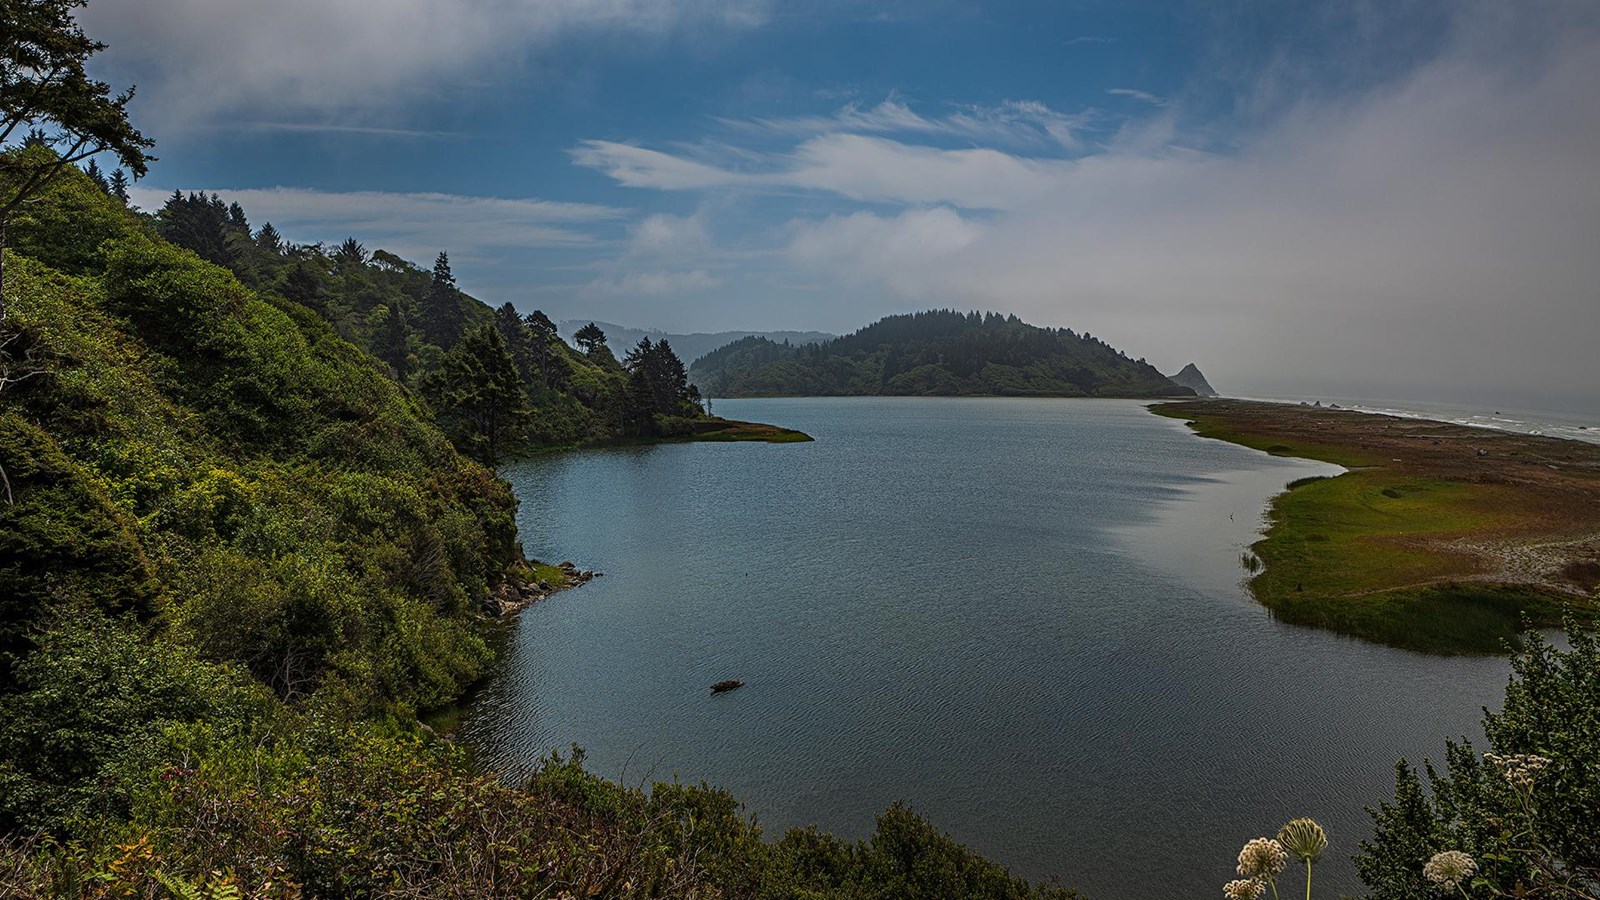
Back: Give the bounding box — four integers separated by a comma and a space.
1305, 860, 1313, 900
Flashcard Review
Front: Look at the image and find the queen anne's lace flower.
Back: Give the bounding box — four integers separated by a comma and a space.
1423, 850, 1478, 889
1237, 838, 1288, 878
1277, 818, 1328, 862
1484, 752, 1551, 791
1224, 878, 1266, 900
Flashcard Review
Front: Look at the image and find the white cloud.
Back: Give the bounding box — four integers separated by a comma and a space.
786, 207, 984, 294
1105, 88, 1167, 107
81, 0, 770, 127
575, 1, 1600, 401
571, 141, 755, 191
627, 212, 714, 257
128, 185, 626, 262
573, 133, 1077, 210
727, 98, 1091, 149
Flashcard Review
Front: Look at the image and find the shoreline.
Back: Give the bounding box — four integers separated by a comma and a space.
1150, 398, 1600, 653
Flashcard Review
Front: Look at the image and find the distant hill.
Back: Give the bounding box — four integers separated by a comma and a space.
689, 310, 1195, 399
1167, 363, 1218, 396
558, 320, 833, 365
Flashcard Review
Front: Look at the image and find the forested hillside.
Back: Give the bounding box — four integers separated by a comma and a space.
149, 190, 709, 455
690, 310, 1193, 399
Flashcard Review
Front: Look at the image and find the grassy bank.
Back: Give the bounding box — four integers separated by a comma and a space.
1152, 400, 1599, 653
591, 416, 814, 447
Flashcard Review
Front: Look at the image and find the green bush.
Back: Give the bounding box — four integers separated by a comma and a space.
1358, 624, 1600, 898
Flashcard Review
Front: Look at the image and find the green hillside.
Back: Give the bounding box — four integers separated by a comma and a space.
147, 190, 796, 454
690, 310, 1194, 399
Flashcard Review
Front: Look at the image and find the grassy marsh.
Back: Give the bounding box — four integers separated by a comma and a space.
1153, 400, 1599, 653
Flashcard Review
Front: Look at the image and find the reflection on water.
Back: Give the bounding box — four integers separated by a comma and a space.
465, 398, 1511, 900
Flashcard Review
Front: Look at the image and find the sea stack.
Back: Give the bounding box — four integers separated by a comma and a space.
1167, 363, 1218, 397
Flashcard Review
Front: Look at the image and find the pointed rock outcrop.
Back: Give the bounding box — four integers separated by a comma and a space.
1167, 363, 1218, 397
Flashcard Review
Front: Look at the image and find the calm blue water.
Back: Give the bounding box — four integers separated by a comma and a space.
464, 398, 1514, 899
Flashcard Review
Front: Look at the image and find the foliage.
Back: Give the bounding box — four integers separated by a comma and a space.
690, 309, 1193, 399
422, 323, 531, 464
0, 0, 153, 222
0, 730, 1076, 899
0, 186, 513, 728
0, 614, 267, 834
1357, 624, 1600, 898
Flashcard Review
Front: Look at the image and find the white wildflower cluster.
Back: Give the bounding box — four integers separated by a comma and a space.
1484, 752, 1551, 791
1225, 820, 1328, 900
1224, 878, 1265, 900
1238, 838, 1288, 878
1423, 850, 1478, 890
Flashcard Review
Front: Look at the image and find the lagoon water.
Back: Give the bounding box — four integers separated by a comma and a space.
464, 398, 1515, 899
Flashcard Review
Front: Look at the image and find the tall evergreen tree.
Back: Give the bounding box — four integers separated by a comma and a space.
421, 251, 463, 348
424, 324, 529, 464
332, 237, 367, 271
277, 257, 329, 314
254, 222, 282, 254
371, 304, 412, 379
524, 309, 563, 389
493, 302, 533, 379
107, 168, 129, 204
81, 158, 106, 192
573, 322, 607, 355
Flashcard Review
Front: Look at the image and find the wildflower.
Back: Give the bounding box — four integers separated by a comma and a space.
1423, 850, 1478, 890
1484, 752, 1551, 791
1277, 818, 1328, 862
1224, 878, 1266, 900
1238, 838, 1289, 878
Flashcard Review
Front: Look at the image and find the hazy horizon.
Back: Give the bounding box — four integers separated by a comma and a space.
86, 0, 1600, 407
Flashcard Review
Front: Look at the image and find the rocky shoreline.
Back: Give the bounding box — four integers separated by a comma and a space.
484, 560, 601, 617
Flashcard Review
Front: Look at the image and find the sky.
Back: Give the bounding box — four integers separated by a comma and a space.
77, 0, 1600, 409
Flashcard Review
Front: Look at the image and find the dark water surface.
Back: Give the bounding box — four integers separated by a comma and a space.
464, 398, 1512, 899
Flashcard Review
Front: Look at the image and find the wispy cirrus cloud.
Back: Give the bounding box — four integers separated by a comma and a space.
722, 98, 1092, 150
573, 132, 1078, 210
1105, 88, 1167, 107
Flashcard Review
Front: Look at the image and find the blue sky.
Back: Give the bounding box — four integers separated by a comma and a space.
78, 0, 1600, 407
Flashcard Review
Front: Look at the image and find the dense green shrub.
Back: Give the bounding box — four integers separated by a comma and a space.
1358, 624, 1600, 898
0, 615, 267, 834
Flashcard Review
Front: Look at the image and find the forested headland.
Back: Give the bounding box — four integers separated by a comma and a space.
689, 310, 1194, 399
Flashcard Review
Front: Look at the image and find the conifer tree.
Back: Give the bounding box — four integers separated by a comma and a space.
421, 251, 463, 348
425, 324, 529, 464
372, 304, 412, 379
81, 157, 106, 192
255, 222, 282, 254
332, 237, 367, 271
492, 302, 532, 379
107, 168, 129, 203
524, 309, 563, 389
573, 321, 608, 355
